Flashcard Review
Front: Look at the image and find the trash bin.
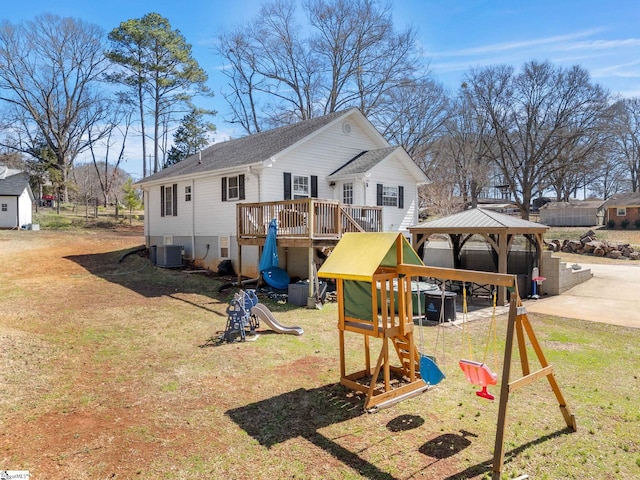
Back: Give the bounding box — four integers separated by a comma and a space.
424, 290, 457, 322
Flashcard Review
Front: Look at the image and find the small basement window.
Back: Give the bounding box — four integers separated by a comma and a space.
220, 236, 229, 258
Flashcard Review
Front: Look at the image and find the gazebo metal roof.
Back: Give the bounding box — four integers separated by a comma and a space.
410, 208, 548, 234
409, 208, 549, 304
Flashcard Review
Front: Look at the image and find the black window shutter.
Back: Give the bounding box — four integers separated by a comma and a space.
398, 186, 404, 209
284, 172, 291, 200
172, 184, 178, 216
376, 184, 383, 206
311, 175, 318, 198
221, 177, 227, 202
239, 174, 245, 200
160, 186, 165, 217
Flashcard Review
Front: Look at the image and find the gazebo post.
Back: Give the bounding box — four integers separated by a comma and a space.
498, 232, 508, 305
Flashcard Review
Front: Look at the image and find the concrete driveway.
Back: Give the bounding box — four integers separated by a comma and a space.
525, 263, 640, 328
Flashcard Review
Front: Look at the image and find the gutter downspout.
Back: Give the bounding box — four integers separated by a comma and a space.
145, 190, 151, 247
191, 178, 196, 261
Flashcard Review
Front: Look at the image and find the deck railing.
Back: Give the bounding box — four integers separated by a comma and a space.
237, 199, 382, 240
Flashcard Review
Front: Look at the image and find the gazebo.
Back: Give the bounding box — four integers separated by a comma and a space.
409, 208, 549, 305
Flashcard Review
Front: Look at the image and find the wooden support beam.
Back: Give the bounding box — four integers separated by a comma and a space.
509, 366, 554, 391
492, 300, 577, 479
492, 296, 518, 479
397, 264, 516, 287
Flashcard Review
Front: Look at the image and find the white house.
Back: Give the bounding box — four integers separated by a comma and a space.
135, 108, 428, 281
0, 166, 34, 229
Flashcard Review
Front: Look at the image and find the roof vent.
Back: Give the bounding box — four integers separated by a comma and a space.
342, 122, 352, 135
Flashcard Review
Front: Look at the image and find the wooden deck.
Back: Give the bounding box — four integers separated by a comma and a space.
237, 199, 382, 247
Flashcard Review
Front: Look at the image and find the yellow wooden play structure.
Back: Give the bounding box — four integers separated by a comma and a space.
318, 232, 576, 480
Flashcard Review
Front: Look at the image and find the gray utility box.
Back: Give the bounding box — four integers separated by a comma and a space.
288, 282, 309, 306
155, 245, 183, 268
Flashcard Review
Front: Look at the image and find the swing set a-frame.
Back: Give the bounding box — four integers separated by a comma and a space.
318, 232, 577, 480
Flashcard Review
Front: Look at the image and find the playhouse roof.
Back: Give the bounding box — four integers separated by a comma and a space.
317, 232, 423, 282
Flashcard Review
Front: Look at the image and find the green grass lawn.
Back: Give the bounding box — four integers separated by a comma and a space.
1, 230, 639, 479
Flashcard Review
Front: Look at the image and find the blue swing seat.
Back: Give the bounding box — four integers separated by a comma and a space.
420, 354, 445, 385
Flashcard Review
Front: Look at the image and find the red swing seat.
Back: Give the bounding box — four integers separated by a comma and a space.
459, 359, 498, 400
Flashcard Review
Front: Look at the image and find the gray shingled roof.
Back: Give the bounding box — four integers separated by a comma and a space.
328, 146, 399, 177
137, 108, 358, 185
602, 192, 640, 208
410, 208, 548, 232
0, 170, 30, 196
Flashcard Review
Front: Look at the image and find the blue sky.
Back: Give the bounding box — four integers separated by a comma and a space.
3, 0, 639, 178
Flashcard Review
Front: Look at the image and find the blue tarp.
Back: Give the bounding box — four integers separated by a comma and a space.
259, 219, 279, 272
259, 219, 290, 290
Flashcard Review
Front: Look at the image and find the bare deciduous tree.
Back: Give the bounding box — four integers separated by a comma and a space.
0, 14, 112, 201
612, 98, 640, 192
373, 78, 449, 162
216, 0, 424, 133
464, 61, 611, 219
87, 96, 135, 207
436, 85, 497, 209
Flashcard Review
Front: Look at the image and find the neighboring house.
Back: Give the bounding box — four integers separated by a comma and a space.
539, 199, 605, 227
135, 108, 428, 282
602, 193, 640, 228
0, 166, 34, 229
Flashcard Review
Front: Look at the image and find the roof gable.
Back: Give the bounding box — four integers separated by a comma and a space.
328, 146, 429, 183
0, 170, 30, 196
328, 147, 398, 176
137, 108, 382, 185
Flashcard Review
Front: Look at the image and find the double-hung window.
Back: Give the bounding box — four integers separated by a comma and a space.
283, 172, 318, 199
161, 184, 178, 217
221, 174, 245, 201
293, 175, 309, 199
343, 183, 353, 205
376, 184, 404, 209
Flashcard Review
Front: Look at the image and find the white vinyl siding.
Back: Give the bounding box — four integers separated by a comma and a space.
260, 118, 382, 202
141, 110, 425, 276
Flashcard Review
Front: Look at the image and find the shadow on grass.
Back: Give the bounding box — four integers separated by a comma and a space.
64, 247, 232, 301
419, 430, 477, 460
226, 384, 397, 479
64, 247, 307, 313
441, 426, 575, 480
228, 384, 574, 480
